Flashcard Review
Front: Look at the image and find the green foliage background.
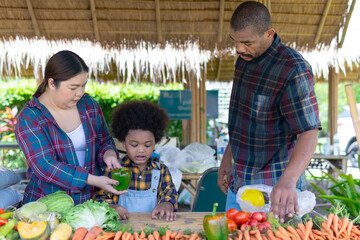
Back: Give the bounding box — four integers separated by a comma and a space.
1, 78, 360, 141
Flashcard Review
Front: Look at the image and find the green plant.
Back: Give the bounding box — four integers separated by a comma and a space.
0, 106, 18, 141
310, 171, 360, 219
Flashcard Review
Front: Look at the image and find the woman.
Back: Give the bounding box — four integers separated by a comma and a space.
15, 50, 126, 204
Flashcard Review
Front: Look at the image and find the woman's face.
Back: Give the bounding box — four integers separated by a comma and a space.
123, 129, 156, 171
49, 72, 88, 109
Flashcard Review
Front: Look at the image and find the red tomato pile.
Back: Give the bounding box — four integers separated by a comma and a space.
226, 209, 272, 233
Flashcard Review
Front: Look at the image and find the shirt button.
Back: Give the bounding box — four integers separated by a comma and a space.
152, 189, 156, 193
154, 176, 158, 180
139, 175, 142, 179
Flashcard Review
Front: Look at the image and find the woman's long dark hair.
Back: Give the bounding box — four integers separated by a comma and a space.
35, 50, 89, 94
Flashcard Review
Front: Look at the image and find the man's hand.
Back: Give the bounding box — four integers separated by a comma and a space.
269, 178, 299, 223
151, 202, 176, 221
217, 144, 233, 195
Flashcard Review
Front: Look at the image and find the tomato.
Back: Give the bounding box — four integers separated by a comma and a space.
262, 221, 272, 229
240, 223, 250, 231
260, 212, 267, 222
246, 212, 252, 218
251, 212, 263, 222
228, 219, 238, 231
248, 219, 258, 228
257, 223, 265, 233
226, 208, 239, 220
233, 211, 250, 226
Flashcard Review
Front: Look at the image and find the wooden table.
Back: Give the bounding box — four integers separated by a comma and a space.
120, 212, 209, 232
310, 153, 349, 178
180, 172, 203, 198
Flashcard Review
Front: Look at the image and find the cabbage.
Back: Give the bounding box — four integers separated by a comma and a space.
61, 200, 120, 232
14, 201, 47, 221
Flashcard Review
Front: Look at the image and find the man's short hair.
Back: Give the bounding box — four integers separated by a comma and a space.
230, 1, 272, 35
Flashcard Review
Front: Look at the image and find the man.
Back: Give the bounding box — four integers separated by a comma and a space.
217, 1, 321, 223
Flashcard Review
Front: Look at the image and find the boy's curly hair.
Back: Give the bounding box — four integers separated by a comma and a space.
111, 100, 169, 143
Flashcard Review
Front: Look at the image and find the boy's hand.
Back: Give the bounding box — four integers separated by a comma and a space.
151, 202, 176, 221
114, 205, 129, 220
103, 149, 121, 171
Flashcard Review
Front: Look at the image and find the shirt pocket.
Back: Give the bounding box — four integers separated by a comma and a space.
250, 93, 272, 121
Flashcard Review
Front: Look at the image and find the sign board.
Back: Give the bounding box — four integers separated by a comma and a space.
159, 90, 218, 119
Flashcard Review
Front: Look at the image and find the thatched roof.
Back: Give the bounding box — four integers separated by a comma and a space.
0, 0, 358, 83
0, 0, 353, 51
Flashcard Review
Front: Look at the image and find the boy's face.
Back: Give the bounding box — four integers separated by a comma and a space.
123, 129, 156, 171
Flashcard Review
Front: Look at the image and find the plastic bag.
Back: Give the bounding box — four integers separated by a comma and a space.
155, 144, 182, 191
236, 184, 316, 216
177, 143, 217, 173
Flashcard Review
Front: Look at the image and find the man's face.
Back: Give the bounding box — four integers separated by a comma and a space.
229, 26, 274, 61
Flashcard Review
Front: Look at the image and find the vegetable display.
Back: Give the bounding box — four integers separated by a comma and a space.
61, 200, 120, 232
37, 191, 74, 214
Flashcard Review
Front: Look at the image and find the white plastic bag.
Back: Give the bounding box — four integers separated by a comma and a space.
177, 143, 217, 173
236, 184, 316, 216
155, 144, 182, 191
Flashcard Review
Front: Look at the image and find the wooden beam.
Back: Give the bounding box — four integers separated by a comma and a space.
90, 0, 100, 41
155, 0, 163, 42
218, 0, 225, 43
191, 75, 199, 143
25, 0, 40, 36
338, 0, 357, 48
328, 66, 339, 146
314, 0, 332, 45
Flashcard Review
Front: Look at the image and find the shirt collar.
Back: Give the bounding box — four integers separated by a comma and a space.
122, 154, 161, 170
251, 33, 281, 64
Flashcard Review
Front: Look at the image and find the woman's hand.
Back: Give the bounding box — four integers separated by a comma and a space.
103, 149, 121, 171
151, 202, 176, 221
87, 174, 127, 195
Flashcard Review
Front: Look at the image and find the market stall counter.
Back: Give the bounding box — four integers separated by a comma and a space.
120, 212, 208, 232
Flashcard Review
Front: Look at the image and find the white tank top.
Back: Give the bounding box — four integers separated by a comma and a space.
66, 124, 86, 167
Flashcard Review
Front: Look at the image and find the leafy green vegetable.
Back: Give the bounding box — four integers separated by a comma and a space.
61, 200, 120, 232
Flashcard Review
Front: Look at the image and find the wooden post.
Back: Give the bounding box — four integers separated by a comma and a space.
191, 73, 199, 143
328, 66, 339, 146
345, 85, 360, 151
200, 67, 207, 144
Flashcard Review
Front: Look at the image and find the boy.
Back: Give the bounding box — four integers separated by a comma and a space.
93, 100, 178, 221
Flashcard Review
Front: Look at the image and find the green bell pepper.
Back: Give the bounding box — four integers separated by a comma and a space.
0, 218, 16, 237
203, 203, 228, 240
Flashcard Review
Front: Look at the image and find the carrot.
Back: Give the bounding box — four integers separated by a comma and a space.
244, 229, 251, 240
188, 233, 198, 240
84, 226, 103, 240
73, 227, 88, 240
123, 232, 132, 240
337, 217, 349, 236
286, 225, 300, 240
267, 229, 277, 240
147, 234, 155, 240
170, 231, 177, 239
250, 236, 257, 240
274, 229, 290, 240
347, 221, 353, 236
96, 232, 116, 240
153, 231, 160, 240
175, 232, 184, 240
262, 235, 269, 240
114, 231, 122, 240
326, 213, 334, 230
295, 229, 304, 240
304, 221, 313, 240
133, 232, 139, 240
139, 231, 146, 239
237, 230, 243, 240
165, 230, 172, 240
332, 215, 339, 237
254, 230, 262, 240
